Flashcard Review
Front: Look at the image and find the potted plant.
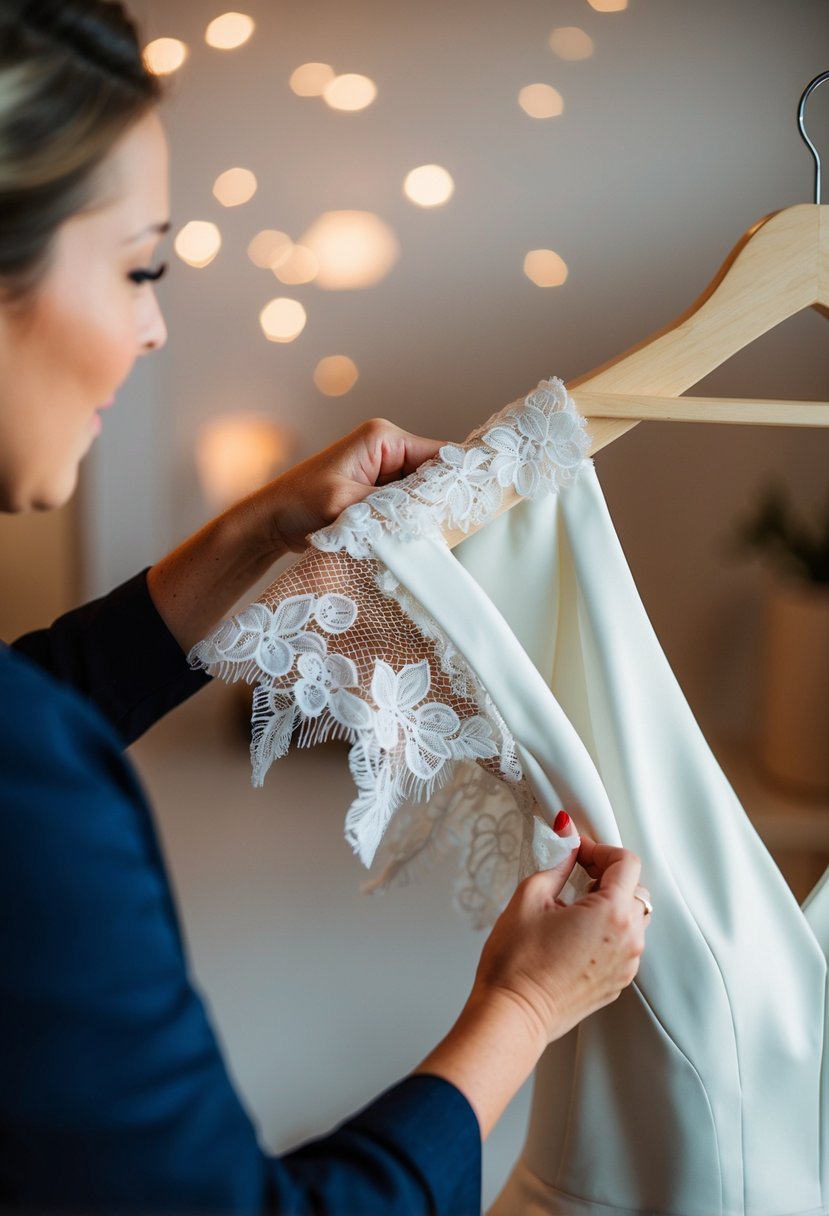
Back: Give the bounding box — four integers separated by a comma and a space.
733, 484, 829, 796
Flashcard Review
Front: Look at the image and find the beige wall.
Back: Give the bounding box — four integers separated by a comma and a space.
0, 500, 78, 641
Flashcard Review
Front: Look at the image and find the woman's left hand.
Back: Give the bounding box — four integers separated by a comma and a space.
249, 418, 443, 556
148, 418, 443, 654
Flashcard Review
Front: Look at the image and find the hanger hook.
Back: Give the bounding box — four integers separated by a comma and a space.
797, 70, 829, 204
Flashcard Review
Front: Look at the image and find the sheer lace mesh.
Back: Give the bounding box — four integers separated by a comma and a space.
190, 377, 588, 925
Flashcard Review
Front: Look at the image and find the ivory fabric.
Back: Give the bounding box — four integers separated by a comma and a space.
192, 381, 829, 1213
460, 473, 829, 1215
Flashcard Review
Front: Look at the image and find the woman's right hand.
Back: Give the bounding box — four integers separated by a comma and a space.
414, 819, 650, 1139
472, 826, 650, 1050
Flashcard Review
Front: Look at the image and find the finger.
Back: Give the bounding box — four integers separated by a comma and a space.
633, 885, 653, 919
577, 836, 637, 882
553, 809, 578, 840
597, 851, 643, 899
541, 809, 579, 895
374, 431, 444, 483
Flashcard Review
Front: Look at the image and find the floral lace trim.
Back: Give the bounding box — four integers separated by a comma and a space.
312, 377, 589, 557
191, 587, 511, 869
190, 377, 589, 922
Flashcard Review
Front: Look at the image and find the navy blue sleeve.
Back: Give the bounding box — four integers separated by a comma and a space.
11, 569, 210, 745
0, 651, 482, 1214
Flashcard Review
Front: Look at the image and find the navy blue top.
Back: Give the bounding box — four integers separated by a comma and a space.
0, 572, 481, 1214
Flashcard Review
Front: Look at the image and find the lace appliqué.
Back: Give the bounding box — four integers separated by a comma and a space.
313, 377, 587, 554
189, 378, 589, 924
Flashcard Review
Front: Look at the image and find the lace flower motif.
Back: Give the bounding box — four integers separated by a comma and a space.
485, 390, 587, 499
416, 445, 503, 533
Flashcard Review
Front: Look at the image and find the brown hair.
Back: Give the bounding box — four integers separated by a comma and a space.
0, 0, 162, 302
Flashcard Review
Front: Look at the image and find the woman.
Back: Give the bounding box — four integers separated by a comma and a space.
0, 2, 650, 1212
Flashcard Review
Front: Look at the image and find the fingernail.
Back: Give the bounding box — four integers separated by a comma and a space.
553, 810, 570, 833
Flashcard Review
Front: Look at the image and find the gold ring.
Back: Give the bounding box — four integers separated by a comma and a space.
634, 893, 653, 916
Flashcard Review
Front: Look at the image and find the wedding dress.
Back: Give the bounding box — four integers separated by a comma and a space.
191, 380, 829, 1215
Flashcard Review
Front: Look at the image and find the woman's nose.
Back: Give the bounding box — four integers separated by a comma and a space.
137, 291, 168, 354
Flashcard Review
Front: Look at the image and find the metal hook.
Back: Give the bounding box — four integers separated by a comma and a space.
797, 70, 829, 204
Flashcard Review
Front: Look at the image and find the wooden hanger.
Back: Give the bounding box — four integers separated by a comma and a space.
574, 69, 829, 455
573, 202, 829, 456
443, 73, 829, 548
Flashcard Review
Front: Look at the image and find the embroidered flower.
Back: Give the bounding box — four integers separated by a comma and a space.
368, 659, 498, 779
371, 659, 432, 751
314, 501, 384, 559
293, 651, 359, 717
484, 402, 581, 499
417, 444, 503, 531
314, 594, 358, 634
200, 597, 324, 680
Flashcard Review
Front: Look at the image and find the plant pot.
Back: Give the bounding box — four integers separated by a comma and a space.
756, 576, 829, 797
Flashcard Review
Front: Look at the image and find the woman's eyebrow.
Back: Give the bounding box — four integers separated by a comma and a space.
124, 220, 172, 245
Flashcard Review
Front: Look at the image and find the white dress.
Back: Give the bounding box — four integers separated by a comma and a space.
192, 381, 829, 1215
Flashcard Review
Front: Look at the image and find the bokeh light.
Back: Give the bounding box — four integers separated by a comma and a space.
290, 62, 336, 97
143, 37, 188, 76
300, 211, 399, 290
586, 0, 628, 10
403, 164, 455, 208
549, 27, 595, 59
314, 356, 360, 397
518, 84, 564, 119
205, 12, 255, 50
323, 74, 377, 112
273, 245, 319, 285
260, 297, 307, 343
196, 414, 287, 508
524, 249, 569, 287
174, 221, 222, 268
213, 167, 258, 207
247, 230, 293, 270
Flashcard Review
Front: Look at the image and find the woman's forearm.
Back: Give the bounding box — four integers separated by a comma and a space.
146, 419, 445, 656
146, 493, 282, 655
414, 989, 547, 1141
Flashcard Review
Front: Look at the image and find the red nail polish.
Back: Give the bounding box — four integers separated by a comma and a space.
554, 810, 570, 833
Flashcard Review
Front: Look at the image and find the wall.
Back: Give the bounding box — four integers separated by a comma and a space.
0, 501, 78, 640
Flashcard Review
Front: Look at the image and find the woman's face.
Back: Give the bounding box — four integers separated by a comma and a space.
0, 111, 170, 512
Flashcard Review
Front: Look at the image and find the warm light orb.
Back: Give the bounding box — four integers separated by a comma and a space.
196, 414, 287, 508
205, 11, 255, 50
518, 84, 564, 119
300, 211, 399, 290
174, 221, 222, 268
586, 0, 628, 10
273, 245, 319, 285
290, 62, 335, 97
524, 249, 569, 287
323, 73, 377, 112
314, 356, 359, 397
248, 230, 293, 270
260, 297, 307, 343
403, 164, 455, 208
549, 26, 595, 59
213, 167, 257, 207
143, 37, 188, 75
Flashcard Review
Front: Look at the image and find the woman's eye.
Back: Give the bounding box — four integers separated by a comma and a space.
128, 262, 168, 286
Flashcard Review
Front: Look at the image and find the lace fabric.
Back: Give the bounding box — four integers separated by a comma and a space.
189, 378, 588, 925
